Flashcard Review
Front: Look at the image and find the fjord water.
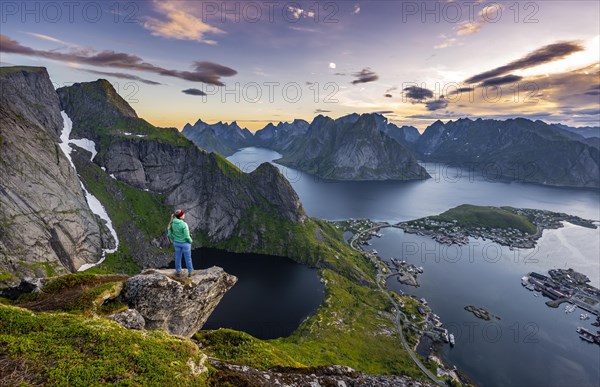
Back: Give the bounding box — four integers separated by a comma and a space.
370, 228, 600, 387
228, 147, 600, 386
228, 148, 600, 222
184, 248, 324, 340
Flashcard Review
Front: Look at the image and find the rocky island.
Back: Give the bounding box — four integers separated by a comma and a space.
464, 305, 500, 321
397, 204, 597, 249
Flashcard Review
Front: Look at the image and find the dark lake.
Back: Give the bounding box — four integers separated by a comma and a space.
171, 248, 325, 340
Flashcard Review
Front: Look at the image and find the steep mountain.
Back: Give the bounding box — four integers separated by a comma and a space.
0, 67, 114, 282
182, 119, 253, 156
57, 80, 311, 269
416, 117, 600, 188
554, 124, 600, 139
275, 113, 430, 181
253, 119, 310, 152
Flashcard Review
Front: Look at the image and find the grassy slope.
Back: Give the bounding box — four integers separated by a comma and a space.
431, 204, 537, 234
0, 303, 210, 386
0, 274, 211, 385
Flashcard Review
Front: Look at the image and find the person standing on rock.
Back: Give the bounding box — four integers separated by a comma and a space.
167, 209, 194, 277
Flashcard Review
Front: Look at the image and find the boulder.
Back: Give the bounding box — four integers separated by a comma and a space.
120, 268, 237, 338
110, 309, 146, 330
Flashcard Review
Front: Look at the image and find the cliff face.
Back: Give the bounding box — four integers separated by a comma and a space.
416, 118, 600, 188
276, 114, 430, 181
0, 67, 111, 282
57, 80, 306, 246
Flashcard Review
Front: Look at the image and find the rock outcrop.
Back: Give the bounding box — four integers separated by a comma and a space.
209, 361, 435, 386
120, 268, 237, 337
276, 113, 430, 181
110, 309, 146, 330
0, 67, 111, 283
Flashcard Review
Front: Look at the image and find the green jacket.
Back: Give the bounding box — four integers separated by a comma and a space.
167, 218, 193, 244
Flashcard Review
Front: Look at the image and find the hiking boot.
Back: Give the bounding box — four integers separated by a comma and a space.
187, 271, 193, 278
175, 271, 184, 278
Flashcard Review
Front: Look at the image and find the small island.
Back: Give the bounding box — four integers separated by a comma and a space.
464, 305, 500, 321
397, 204, 597, 248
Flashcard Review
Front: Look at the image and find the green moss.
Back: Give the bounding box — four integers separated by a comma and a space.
0, 304, 209, 386
213, 153, 244, 179
84, 249, 141, 276
14, 274, 127, 315
0, 271, 14, 282
196, 329, 303, 370
432, 204, 537, 234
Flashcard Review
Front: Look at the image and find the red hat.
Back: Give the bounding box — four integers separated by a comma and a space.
174, 209, 185, 218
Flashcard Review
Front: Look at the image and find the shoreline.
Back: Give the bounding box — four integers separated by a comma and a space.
341, 219, 465, 386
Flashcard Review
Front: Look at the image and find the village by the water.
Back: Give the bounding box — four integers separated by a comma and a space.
333, 207, 600, 364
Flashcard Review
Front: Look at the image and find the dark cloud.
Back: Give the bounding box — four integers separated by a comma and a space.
314, 109, 331, 113
590, 85, 600, 90
182, 88, 207, 96
384, 93, 393, 98
403, 86, 434, 101
425, 97, 449, 111
465, 41, 584, 84
585, 91, 600, 96
79, 69, 161, 85
334, 72, 347, 76
306, 81, 314, 85
372, 110, 394, 114
565, 108, 600, 116
0, 34, 236, 86
480, 74, 523, 87
448, 87, 475, 96
351, 68, 379, 85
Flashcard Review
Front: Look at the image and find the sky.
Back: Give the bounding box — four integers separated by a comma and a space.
1, 0, 599, 131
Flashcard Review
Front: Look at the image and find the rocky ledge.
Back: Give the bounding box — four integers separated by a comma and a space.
210, 361, 435, 387
119, 268, 237, 338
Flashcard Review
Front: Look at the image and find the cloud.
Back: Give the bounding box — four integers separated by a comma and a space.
25, 32, 72, 45
289, 26, 318, 33
353, 4, 361, 14
314, 109, 331, 113
480, 74, 523, 87
403, 86, 434, 101
384, 93, 393, 98
143, 0, 224, 44
372, 110, 394, 114
287, 5, 315, 19
448, 87, 475, 95
351, 68, 378, 85
182, 88, 207, 96
434, 37, 458, 49
465, 41, 584, 84
329, 62, 337, 69
455, 21, 482, 36
425, 97, 449, 111
0, 34, 237, 85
